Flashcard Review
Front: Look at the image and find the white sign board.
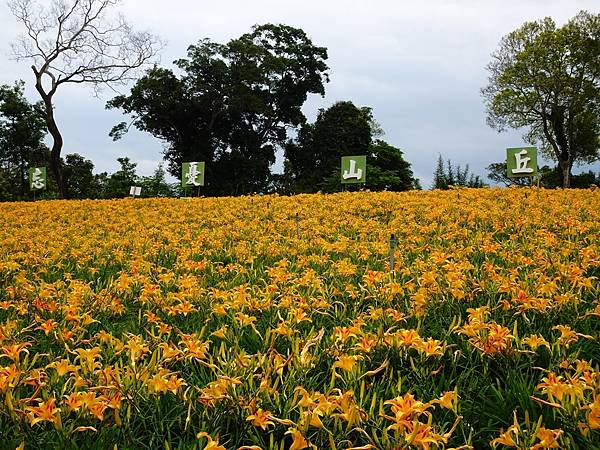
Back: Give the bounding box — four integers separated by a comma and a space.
129, 186, 142, 196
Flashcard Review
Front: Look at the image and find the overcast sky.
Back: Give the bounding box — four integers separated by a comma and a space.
1, 0, 599, 187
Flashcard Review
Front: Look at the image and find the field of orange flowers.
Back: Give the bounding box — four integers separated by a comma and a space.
0, 189, 598, 449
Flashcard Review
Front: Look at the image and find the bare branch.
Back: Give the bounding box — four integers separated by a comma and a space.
9, 0, 164, 94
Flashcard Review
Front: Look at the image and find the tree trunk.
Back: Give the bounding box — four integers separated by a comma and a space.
560, 159, 571, 188
40, 95, 67, 198
47, 108, 67, 198
548, 107, 572, 189
33, 68, 67, 199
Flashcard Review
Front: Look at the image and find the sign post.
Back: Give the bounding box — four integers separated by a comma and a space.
389, 233, 396, 278
129, 186, 142, 197
29, 167, 47, 200
182, 162, 205, 196
341, 156, 367, 185
507, 147, 538, 180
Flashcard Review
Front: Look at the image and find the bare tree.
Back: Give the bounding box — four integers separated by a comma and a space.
9, 0, 162, 198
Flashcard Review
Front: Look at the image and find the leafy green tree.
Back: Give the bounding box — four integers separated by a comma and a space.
433, 155, 447, 189
93, 172, 111, 199
107, 66, 205, 178
286, 101, 417, 193
285, 101, 373, 192
482, 11, 600, 187
63, 153, 98, 199
140, 164, 176, 198
455, 164, 483, 188
367, 139, 417, 191
0, 169, 12, 200
538, 165, 599, 189
568, 171, 599, 188
108, 24, 329, 196
0, 81, 48, 199
361, 140, 417, 191
486, 162, 531, 186
433, 155, 485, 189
105, 157, 139, 198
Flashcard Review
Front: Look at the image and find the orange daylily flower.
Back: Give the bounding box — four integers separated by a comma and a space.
26, 398, 61, 428
246, 408, 275, 430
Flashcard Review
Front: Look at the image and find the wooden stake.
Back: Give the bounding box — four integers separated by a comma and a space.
389, 234, 396, 278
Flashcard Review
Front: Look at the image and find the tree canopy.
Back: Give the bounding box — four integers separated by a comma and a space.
485, 162, 530, 187
108, 24, 330, 196
0, 80, 48, 200
64, 153, 97, 199
284, 101, 372, 193
433, 155, 485, 189
366, 140, 418, 191
284, 101, 417, 193
482, 11, 600, 187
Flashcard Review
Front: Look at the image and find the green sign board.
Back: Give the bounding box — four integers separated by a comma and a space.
182, 162, 205, 187
507, 147, 538, 178
341, 156, 366, 184
28, 167, 47, 191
